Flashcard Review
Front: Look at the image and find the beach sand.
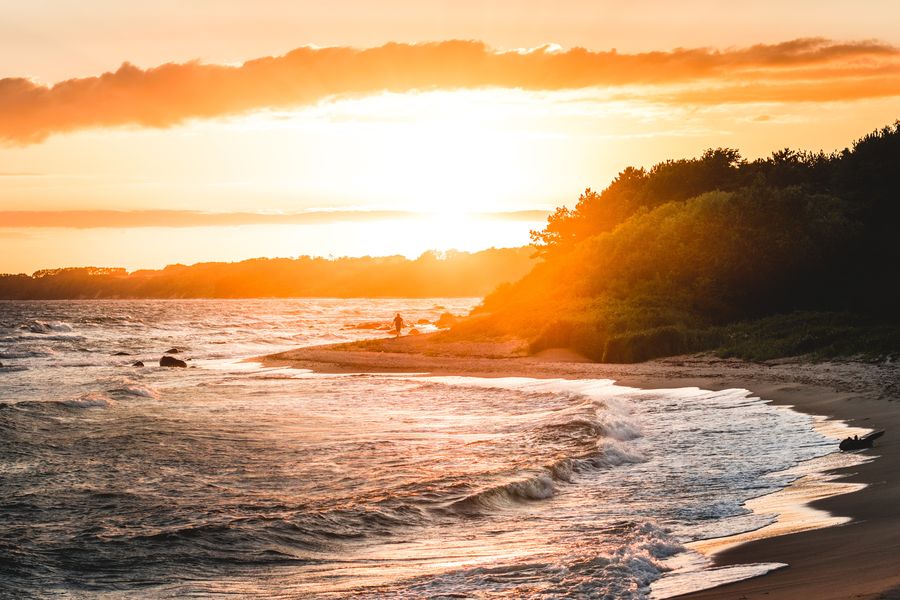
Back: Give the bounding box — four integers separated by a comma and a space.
263, 333, 900, 599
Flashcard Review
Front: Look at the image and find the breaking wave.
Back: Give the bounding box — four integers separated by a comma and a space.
24, 320, 74, 333
450, 440, 646, 514
109, 383, 160, 399
62, 392, 114, 409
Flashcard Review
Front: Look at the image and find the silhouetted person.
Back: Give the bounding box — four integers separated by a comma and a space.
392, 313, 404, 337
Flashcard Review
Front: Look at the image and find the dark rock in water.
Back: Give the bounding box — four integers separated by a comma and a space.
132, 361, 144, 367
417, 318, 430, 324
408, 328, 421, 335
164, 348, 180, 354
159, 355, 187, 368
0, 361, 3, 367
113, 351, 131, 356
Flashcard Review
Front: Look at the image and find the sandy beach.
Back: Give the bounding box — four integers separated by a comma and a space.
264, 334, 900, 599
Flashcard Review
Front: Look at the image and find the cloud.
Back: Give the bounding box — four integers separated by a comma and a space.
2, 38, 898, 144
0, 209, 550, 228
655, 75, 900, 105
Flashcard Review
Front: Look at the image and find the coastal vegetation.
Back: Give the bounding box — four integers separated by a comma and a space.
470, 123, 900, 361
0, 248, 534, 299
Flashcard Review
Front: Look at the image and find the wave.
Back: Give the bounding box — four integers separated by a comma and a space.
345, 321, 391, 331
108, 383, 159, 399
27, 334, 83, 342
395, 520, 683, 600
411, 379, 642, 441
449, 440, 646, 515
23, 320, 73, 333
534, 406, 643, 445
549, 441, 647, 482
120, 502, 433, 558
0, 348, 55, 358
553, 522, 684, 599
453, 473, 558, 512
61, 393, 114, 409
5, 392, 114, 413
57, 361, 108, 368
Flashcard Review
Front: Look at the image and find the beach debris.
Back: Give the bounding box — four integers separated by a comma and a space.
839, 429, 884, 451
159, 355, 187, 368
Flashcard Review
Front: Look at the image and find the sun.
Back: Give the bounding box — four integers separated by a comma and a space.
294, 89, 550, 215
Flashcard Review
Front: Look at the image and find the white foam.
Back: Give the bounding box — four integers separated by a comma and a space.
25, 320, 73, 333
62, 392, 113, 409
116, 384, 160, 399
46, 321, 73, 332
651, 558, 787, 598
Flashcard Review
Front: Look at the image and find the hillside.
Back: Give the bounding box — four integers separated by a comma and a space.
464, 123, 900, 361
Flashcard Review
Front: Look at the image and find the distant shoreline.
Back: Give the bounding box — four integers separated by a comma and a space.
261, 334, 900, 599
0, 247, 535, 300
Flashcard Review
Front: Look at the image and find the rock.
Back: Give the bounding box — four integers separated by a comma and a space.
132, 361, 144, 367
113, 351, 131, 356
0, 361, 3, 367
436, 312, 458, 328
408, 328, 421, 335
159, 355, 187, 368
164, 348, 180, 354
417, 318, 430, 324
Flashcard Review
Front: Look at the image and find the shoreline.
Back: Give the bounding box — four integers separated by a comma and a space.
261, 336, 900, 599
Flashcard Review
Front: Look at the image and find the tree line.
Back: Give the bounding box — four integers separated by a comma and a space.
0, 248, 535, 299
469, 123, 900, 361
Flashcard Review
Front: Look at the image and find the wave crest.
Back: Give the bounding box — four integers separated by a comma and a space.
24, 320, 73, 333
450, 441, 646, 515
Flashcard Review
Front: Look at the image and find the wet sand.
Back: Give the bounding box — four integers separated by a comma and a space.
263, 334, 900, 599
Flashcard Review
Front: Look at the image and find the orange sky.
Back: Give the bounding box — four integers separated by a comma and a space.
2, 1, 900, 273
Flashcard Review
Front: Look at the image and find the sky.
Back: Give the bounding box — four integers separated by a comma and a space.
2, 0, 900, 273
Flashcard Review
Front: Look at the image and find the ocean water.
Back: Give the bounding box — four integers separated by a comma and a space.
0, 299, 854, 599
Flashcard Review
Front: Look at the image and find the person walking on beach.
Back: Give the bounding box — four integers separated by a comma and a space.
392, 313, 405, 337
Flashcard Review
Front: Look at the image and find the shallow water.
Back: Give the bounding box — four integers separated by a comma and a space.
0, 299, 857, 598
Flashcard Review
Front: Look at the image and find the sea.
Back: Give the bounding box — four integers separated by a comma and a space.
0, 299, 865, 599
